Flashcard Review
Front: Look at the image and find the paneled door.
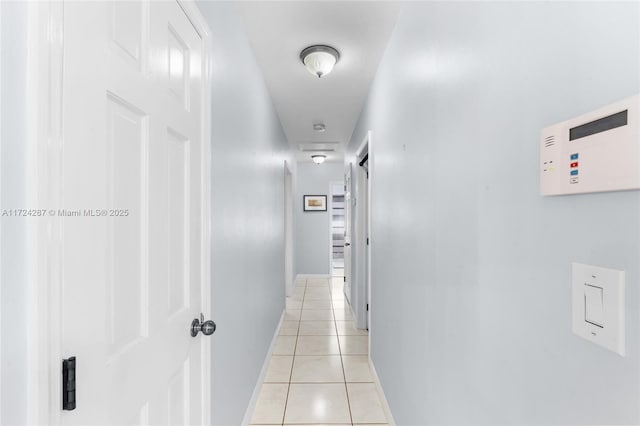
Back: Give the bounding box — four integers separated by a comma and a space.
60, 1, 208, 424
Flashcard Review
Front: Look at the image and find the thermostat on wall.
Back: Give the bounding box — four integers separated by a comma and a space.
540, 94, 639, 195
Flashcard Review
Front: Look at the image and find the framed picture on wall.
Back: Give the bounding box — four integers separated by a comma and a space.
303, 195, 327, 212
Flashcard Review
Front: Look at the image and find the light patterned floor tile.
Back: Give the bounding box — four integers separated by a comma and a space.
305, 288, 331, 300
338, 335, 368, 355
273, 335, 297, 355
301, 309, 334, 321
290, 293, 304, 303
291, 355, 344, 383
279, 320, 300, 336
284, 309, 301, 321
342, 355, 373, 382
333, 307, 354, 321
251, 383, 288, 424
296, 335, 340, 355
298, 320, 337, 336
307, 278, 329, 286
284, 384, 351, 424
286, 298, 303, 309
303, 299, 332, 310
335, 320, 368, 336
331, 299, 347, 309
251, 268, 392, 424
264, 356, 293, 383
347, 383, 387, 424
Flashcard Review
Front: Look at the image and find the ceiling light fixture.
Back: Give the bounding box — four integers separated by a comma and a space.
313, 123, 326, 132
300, 45, 340, 78
311, 154, 327, 165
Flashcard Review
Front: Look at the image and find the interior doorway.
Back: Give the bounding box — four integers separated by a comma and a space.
343, 165, 353, 304
329, 181, 345, 277
355, 132, 371, 331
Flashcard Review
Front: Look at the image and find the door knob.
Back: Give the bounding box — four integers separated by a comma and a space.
344, 242, 351, 247
191, 313, 217, 337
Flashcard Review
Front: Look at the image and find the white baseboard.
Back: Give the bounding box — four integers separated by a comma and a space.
369, 356, 396, 425
241, 310, 285, 426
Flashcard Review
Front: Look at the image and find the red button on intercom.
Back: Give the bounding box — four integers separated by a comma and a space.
570, 162, 578, 168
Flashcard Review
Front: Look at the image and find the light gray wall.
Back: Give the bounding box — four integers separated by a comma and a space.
295, 161, 344, 275
348, 2, 640, 424
196, 3, 290, 425
0, 2, 29, 424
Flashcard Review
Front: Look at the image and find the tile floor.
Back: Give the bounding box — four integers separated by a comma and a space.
250, 276, 390, 425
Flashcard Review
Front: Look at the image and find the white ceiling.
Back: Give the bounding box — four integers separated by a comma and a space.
238, 1, 401, 162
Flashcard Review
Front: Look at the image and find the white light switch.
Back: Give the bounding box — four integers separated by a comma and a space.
584, 284, 604, 327
572, 263, 625, 356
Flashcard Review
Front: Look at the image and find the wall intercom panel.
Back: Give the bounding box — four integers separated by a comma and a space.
540, 95, 639, 195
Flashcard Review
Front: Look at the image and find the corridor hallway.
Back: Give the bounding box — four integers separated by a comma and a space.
250, 277, 390, 425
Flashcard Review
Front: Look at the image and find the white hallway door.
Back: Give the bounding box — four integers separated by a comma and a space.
61, 1, 208, 424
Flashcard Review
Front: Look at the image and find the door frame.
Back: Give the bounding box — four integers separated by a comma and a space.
284, 161, 294, 297
354, 131, 372, 332
343, 163, 353, 304
24, 2, 213, 423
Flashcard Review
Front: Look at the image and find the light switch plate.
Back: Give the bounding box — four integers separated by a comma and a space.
572, 263, 625, 356
584, 284, 604, 327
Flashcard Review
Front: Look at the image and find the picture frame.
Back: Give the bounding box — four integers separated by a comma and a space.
303, 195, 327, 212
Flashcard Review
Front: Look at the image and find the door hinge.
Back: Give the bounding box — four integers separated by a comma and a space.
62, 357, 76, 411
343, 276, 346, 282
366, 303, 369, 311
366, 237, 369, 245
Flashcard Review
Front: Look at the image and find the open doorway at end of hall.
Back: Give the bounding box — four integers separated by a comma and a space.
329, 181, 345, 280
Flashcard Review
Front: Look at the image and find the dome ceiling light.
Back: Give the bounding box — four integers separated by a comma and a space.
300, 45, 340, 78
311, 154, 327, 164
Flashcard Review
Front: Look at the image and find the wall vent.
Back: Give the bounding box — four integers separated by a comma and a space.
302, 148, 336, 152
298, 142, 339, 152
